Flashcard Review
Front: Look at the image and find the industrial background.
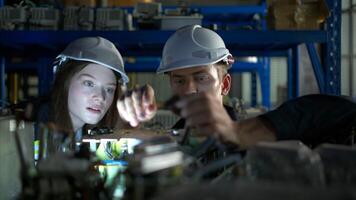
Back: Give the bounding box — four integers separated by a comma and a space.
0, 0, 350, 109
1, 0, 355, 199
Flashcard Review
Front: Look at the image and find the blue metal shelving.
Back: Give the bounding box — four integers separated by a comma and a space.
324, 0, 341, 95
0, 0, 341, 109
0, 29, 333, 107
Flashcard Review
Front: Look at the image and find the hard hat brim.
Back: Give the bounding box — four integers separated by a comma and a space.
157, 53, 232, 74
57, 55, 129, 84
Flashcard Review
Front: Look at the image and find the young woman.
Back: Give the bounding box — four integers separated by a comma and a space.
36, 36, 155, 154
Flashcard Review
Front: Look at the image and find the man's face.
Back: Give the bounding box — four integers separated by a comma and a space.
169, 65, 230, 104
68, 63, 117, 131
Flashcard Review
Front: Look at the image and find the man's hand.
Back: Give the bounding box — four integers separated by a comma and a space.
117, 84, 157, 127
175, 92, 277, 148
175, 92, 240, 145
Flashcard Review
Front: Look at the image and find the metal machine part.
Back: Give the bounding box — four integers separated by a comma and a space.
28, 7, 60, 30
23, 153, 111, 200
315, 144, 356, 186
243, 140, 325, 186
96, 8, 125, 31
0, 115, 34, 200
63, 7, 94, 30
154, 15, 203, 30
154, 180, 356, 200
124, 136, 188, 200
0, 6, 27, 30
37, 123, 76, 160
133, 2, 162, 19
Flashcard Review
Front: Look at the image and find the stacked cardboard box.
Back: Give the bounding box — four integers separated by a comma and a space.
155, 0, 261, 6
267, 0, 329, 30
62, 0, 96, 7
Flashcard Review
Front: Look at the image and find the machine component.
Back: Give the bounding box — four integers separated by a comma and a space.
95, 8, 125, 31
133, 2, 162, 29
154, 6, 203, 31
0, 6, 27, 30
315, 144, 356, 186
37, 123, 76, 160
155, 15, 203, 30
131, 136, 181, 173
82, 137, 142, 160
22, 153, 111, 200
244, 140, 325, 186
124, 136, 188, 200
63, 7, 94, 30
14, 121, 115, 199
28, 7, 60, 30
133, 2, 162, 19
88, 127, 114, 136
0, 115, 34, 200
133, 2, 202, 30
155, 180, 356, 200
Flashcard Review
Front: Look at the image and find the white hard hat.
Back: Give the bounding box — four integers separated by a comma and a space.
54, 36, 129, 84
157, 25, 234, 74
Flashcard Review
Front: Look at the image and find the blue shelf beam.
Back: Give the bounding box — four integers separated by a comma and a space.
287, 47, 299, 99
306, 43, 325, 93
323, 0, 341, 95
184, 5, 267, 15
123, 3, 267, 15
0, 30, 327, 58
259, 58, 270, 108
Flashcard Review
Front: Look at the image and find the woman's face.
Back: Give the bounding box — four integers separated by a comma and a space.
68, 63, 117, 131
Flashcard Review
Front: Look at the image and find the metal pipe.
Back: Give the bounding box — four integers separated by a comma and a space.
0, 57, 5, 108
349, 0, 354, 96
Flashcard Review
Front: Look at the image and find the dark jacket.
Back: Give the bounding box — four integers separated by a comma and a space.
260, 94, 356, 148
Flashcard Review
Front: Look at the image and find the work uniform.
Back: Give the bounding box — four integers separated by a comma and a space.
260, 94, 356, 148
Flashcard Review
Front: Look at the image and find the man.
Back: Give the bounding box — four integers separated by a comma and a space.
117, 24, 238, 129
118, 25, 356, 149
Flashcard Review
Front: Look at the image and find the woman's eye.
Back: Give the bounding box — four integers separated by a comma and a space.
83, 80, 94, 87
106, 87, 115, 94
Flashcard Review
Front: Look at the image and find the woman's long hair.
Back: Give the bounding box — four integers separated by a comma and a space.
50, 60, 122, 135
